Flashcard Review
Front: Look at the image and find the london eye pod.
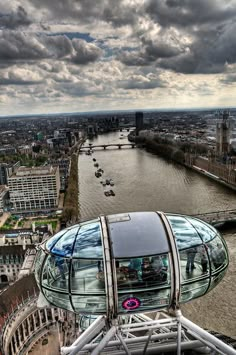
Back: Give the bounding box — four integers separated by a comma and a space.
34, 211, 229, 318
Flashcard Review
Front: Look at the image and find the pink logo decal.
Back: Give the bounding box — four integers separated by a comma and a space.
122, 297, 141, 310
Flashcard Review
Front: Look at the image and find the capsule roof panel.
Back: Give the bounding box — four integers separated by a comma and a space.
166, 214, 218, 249
107, 212, 169, 258
46, 219, 103, 258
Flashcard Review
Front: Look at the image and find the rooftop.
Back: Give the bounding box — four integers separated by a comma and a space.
9, 165, 58, 178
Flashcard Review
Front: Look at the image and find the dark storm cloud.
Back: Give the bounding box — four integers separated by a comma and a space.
71, 39, 103, 64
0, 6, 31, 29
43, 35, 73, 58
118, 50, 152, 66
118, 1, 236, 75
0, 31, 72, 63
0, 31, 49, 61
29, 0, 140, 27
0, 31, 102, 65
144, 39, 184, 59
158, 22, 236, 74
29, 0, 104, 21
145, 0, 236, 27
119, 34, 186, 67
102, 0, 139, 27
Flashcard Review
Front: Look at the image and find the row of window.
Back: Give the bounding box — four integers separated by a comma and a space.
9, 181, 57, 185
11, 195, 57, 201
10, 188, 57, 193
0, 257, 23, 263
14, 199, 56, 206
0, 267, 20, 272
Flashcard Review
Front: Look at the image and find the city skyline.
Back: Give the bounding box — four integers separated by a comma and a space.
1, 1, 236, 115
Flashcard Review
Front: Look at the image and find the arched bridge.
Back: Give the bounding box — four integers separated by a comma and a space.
192, 209, 236, 227
79, 143, 138, 151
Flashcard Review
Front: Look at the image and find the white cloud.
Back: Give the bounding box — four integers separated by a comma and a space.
0, 0, 236, 114
0, 66, 42, 84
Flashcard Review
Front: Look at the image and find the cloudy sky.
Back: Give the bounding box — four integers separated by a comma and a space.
1, 0, 236, 115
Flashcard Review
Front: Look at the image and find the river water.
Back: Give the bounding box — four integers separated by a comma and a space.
78, 131, 236, 338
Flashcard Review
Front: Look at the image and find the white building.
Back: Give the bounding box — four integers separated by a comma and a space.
8, 166, 60, 211
0, 185, 9, 211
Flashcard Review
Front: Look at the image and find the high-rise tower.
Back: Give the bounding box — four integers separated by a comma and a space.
135, 111, 144, 135
216, 110, 231, 156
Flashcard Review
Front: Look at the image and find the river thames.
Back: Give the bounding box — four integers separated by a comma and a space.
78, 131, 236, 338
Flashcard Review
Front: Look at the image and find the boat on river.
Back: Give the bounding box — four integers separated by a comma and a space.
104, 189, 115, 196
110, 179, 114, 186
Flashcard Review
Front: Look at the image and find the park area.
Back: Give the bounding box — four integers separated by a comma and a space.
0, 214, 59, 233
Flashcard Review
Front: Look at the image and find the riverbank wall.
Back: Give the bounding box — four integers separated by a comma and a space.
187, 164, 236, 192
60, 140, 84, 228
185, 155, 236, 192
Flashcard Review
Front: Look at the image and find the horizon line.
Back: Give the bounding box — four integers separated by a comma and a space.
0, 106, 236, 118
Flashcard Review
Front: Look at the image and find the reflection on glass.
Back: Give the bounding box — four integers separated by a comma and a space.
209, 269, 227, 292
180, 279, 210, 302
42, 255, 69, 291
43, 288, 73, 311
80, 315, 98, 331
207, 236, 227, 272
166, 215, 202, 250
185, 247, 198, 274
73, 221, 102, 258
71, 259, 105, 294
34, 249, 45, 283
46, 228, 70, 250
179, 245, 210, 281
185, 217, 217, 243
115, 254, 170, 291
51, 228, 77, 257
198, 245, 209, 274
72, 295, 106, 314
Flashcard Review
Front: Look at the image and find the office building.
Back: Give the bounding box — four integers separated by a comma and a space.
8, 166, 60, 211
135, 111, 144, 135
0, 162, 19, 185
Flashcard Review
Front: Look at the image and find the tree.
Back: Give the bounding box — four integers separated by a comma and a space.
32, 145, 41, 153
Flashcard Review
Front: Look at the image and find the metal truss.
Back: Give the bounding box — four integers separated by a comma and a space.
61, 310, 236, 355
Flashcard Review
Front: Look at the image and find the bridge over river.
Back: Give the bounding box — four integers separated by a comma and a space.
79, 143, 140, 151
193, 209, 236, 227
